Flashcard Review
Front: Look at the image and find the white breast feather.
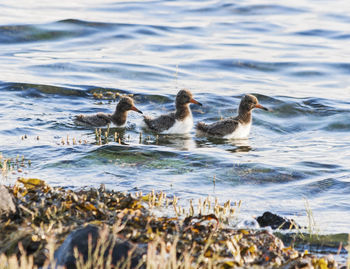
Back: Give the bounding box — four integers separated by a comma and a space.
163, 116, 193, 134
223, 122, 251, 139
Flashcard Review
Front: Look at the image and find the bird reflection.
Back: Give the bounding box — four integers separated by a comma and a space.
226, 139, 252, 153
141, 133, 196, 151
201, 136, 252, 153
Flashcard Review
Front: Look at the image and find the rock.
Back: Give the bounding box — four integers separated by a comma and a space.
0, 185, 16, 217
54, 225, 145, 269
280, 257, 313, 269
280, 255, 338, 269
256, 211, 301, 230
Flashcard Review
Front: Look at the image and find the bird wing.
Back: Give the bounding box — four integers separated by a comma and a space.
144, 113, 176, 133
75, 113, 111, 127
95, 113, 112, 126
204, 118, 239, 136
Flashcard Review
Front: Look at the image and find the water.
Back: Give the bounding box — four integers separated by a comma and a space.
1, 0, 350, 241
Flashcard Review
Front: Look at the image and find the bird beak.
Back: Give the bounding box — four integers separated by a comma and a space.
131, 106, 143, 114
190, 98, 202, 106
255, 103, 269, 111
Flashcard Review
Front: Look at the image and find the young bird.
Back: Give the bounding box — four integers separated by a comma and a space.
196, 94, 268, 139
75, 96, 142, 127
143, 89, 202, 134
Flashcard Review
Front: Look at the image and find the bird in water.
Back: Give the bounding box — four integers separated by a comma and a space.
196, 94, 268, 139
75, 96, 143, 127
143, 89, 202, 134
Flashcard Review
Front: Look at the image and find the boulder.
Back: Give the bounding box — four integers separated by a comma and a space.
54, 225, 145, 269
0, 185, 16, 217
256, 211, 301, 230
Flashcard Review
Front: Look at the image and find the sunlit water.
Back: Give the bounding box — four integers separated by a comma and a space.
1, 0, 350, 246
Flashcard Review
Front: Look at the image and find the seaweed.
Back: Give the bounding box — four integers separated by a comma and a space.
0, 179, 340, 268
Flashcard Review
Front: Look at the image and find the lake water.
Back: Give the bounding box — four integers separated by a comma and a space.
0, 0, 350, 239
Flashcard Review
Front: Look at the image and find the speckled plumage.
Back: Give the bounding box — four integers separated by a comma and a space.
75, 96, 142, 127
196, 94, 268, 138
143, 89, 202, 134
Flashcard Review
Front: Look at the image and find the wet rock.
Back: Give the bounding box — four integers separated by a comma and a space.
54, 225, 145, 269
280, 255, 337, 269
0, 185, 16, 217
256, 211, 300, 230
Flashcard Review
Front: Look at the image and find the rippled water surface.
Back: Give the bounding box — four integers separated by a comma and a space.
1, 0, 350, 238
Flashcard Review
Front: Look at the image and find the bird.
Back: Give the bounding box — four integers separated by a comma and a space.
143, 89, 202, 134
74, 96, 143, 127
196, 94, 268, 139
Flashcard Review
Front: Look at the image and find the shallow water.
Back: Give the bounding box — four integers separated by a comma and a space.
1, 0, 350, 241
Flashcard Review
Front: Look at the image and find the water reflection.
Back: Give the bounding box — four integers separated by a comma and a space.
1, 0, 350, 234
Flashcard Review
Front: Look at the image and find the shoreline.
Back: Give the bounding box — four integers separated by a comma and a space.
0, 178, 346, 268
